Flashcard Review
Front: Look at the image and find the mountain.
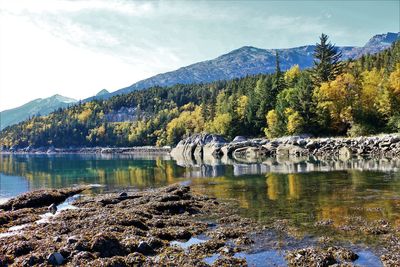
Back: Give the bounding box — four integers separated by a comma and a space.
0, 94, 77, 130
341, 32, 400, 59
91, 32, 399, 100
96, 89, 110, 97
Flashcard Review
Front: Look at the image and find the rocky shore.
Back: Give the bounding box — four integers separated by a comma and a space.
1, 185, 399, 266
171, 133, 400, 162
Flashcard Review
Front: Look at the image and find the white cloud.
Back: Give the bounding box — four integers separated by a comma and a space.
0, 0, 185, 111
0, 11, 153, 111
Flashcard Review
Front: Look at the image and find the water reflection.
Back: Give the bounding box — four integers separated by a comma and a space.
174, 155, 400, 176
0, 154, 399, 232
0, 173, 29, 200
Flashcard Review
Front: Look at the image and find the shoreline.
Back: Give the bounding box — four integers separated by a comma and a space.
171, 133, 400, 161
0, 185, 399, 266
2, 134, 400, 160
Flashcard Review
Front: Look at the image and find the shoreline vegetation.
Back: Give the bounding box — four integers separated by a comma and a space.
0, 185, 399, 266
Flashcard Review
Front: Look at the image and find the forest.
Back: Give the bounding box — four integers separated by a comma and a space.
1, 34, 399, 149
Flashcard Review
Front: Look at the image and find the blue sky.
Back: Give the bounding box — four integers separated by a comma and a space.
0, 0, 398, 111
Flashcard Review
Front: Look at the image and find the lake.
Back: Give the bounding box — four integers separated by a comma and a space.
1, 153, 399, 265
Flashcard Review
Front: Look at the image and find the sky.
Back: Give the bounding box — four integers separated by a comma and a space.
0, 0, 399, 111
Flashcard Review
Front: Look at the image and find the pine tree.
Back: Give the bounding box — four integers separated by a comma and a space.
312, 33, 344, 84
270, 51, 285, 107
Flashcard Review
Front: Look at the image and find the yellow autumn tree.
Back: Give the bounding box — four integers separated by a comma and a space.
314, 73, 359, 133
166, 105, 205, 145
264, 110, 280, 138
284, 64, 301, 85
236, 95, 248, 120
389, 63, 400, 95
359, 68, 393, 118
285, 108, 304, 134
205, 113, 232, 136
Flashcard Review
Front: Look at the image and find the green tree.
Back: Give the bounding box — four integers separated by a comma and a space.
312, 33, 344, 84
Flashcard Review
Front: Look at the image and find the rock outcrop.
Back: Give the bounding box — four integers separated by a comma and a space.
173, 134, 400, 162
171, 133, 227, 160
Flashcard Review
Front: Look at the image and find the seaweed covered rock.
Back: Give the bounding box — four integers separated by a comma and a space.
0, 187, 89, 211
0, 184, 249, 266
286, 246, 359, 267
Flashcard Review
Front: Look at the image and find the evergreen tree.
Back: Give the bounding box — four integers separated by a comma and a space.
312, 33, 344, 84
270, 51, 285, 107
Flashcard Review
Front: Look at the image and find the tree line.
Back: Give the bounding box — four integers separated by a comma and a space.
1, 34, 399, 149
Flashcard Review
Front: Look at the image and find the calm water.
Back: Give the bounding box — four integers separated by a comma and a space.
1, 154, 399, 226
1, 153, 399, 265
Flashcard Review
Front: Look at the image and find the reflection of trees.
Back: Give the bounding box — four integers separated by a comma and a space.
1, 154, 399, 228
191, 170, 399, 228
0, 154, 186, 190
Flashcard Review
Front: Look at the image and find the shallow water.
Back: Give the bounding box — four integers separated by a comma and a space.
0, 153, 399, 265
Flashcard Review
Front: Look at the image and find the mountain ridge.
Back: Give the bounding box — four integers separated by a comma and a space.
2, 32, 399, 129
89, 32, 399, 101
0, 95, 77, 130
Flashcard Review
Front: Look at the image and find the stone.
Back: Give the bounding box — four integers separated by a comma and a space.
67, 235, 78, 244
137, 241, 154, 255
171, 133, 227, 160
232, 136, 247, 143
47, 252, 64, 265
119, 192, 128, 198
339, 147, 352, 160
276, 144, 308, 157
90, 232, 126, 257
48, 203, 57, 214
305, 141, 317, 149
147, 237, 164, 250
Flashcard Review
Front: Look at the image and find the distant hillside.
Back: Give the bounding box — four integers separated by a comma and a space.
0, 95, 77, 130
89, 32, 399, 101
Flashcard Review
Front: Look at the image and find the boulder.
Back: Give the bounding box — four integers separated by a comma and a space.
171, 133, 227, 160
47, 252, 64, 265
339, 147, 353, 160
276, 144, 308, 157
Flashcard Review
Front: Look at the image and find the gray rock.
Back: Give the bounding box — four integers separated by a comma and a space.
171, 133, 227, 159
305, 141, 317, 149
339, 147, 353, 160
276, 144, 308, 157
232, 136, 247, 143
48, 203, 57, 214
47, 252, 64, 265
